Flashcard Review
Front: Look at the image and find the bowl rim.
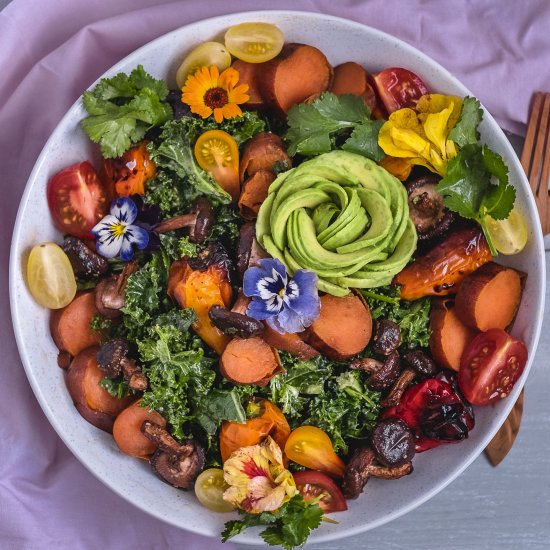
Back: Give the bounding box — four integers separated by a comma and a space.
9, 9, 546, 545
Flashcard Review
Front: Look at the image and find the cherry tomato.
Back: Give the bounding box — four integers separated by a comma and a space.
176, 41, 232, 89
27, 242, 76, 309
484, 207, 528, 255
102, 142, 156, 197
293, 471, 348, 513
459, 329, 528, 406
47, 161, 111, 239
372, 68, 429, 114
194, 468, 235, 513
224, 22, 284, 63
284, 426, 345, 478
194, 130, 240, 201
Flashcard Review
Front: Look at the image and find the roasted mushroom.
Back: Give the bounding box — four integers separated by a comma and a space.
350, 351, 401, 391
372, 320, 401, 355
141, 420, 205, 489
403, 350, 437, 378
236, 221, 270, 281
407, 175, 455, 242
342, 447, 413, 499
380, 369, 416, 408
208, 306, 264, 338
62, 237, 109, 278
94, 260, 138, 319
371, 418, 416, 467
154, 197, 214, 243
96, 338, 148, 392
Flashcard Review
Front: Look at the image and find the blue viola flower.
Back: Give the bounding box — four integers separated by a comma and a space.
243, 258, 321, 334
91, 197, 150, 261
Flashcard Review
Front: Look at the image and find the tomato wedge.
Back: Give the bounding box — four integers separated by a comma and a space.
194, 130, 240, 201
459, 328, 528, 405
284, 426, 345, 478
293, 471, 348, 513
372, 67, 429, 114
47, 161, 111, 239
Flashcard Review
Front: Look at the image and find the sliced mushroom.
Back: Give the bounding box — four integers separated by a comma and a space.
380, 369, 416, 408
94, 260, 138, 319
350, 351, 401, 391
403, 350, 437, 378
61, 236, 108, 278
342, 447, 413, 499
371, 418, 416, 467
372, 320, 401, 355
154, 197, 214, 243
208, 305, 264, 338
96, 338, 148, 391
141, 420, 205, 489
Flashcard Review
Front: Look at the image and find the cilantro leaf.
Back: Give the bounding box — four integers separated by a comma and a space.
448, 96, 483, 147
285, 92, 383, 160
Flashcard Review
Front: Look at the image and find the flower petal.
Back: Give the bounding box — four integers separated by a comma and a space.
95, 232, 123, 259
247, 296, 282, 321
125, 224, 150, 249
110, 196, 138, 224
285, 269, 321, 322
272, 306, 310, 334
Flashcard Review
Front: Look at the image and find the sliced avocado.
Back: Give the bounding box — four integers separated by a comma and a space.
256, 193, 275, 247
312, 203, 339, 234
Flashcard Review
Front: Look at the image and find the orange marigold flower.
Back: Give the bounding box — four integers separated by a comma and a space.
181, 65, 250, 123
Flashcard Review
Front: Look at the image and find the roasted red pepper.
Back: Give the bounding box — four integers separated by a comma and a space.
382, 372, 475, 452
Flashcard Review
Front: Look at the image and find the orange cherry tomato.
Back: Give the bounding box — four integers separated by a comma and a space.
102, 142, 157, 196
194, 130, 240, 201
284, 426, 345, 478
220, 399, 290, 463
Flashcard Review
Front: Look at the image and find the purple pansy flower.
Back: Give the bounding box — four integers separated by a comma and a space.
91, 197, 150, 261
243, 258, 321, 334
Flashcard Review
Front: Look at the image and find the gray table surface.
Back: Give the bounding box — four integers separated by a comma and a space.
2, 0, 549, 547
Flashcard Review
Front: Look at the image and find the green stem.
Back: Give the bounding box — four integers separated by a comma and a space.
360, 290, 400, 305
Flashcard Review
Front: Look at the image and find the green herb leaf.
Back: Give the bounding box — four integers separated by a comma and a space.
99, 377, 134, 399
342, 121, 385, 161
448, 96, 483, 147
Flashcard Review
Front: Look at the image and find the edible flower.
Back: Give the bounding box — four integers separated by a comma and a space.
91, 196, 150, 261
181, 65, 249, 123
378, 94, 462, 176
223, 436, 297, 513
243, 258, 320, 334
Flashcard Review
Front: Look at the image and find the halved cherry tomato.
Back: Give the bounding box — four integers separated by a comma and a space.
47, 161, 111, 239
194, 468, 235, 513
284, 426, 345, 478
293, 471, 348, 513
224, 22, 284, 63
102, 142, 156, 197
484, 207, 528, 255
176, 41, 232, 89
459, 329, 528, 406
372, 68, 429, 114
194, 130, 240, 201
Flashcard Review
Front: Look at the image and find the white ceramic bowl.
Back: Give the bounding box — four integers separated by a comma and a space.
9, 10, 546, 545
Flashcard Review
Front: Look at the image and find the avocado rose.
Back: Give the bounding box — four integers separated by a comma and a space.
256, 150, 417, 296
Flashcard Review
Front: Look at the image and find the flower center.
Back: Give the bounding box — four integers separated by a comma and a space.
204, 87, 229, 109
111, 222, 126, 238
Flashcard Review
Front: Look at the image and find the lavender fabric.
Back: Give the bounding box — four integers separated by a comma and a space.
1, 0, 549, 548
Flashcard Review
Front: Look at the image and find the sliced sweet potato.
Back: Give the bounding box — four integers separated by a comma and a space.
231, 59, 266, 110
220, 337, 283, 386
50, 291, 103, 357
239, 132, 291, 182
330, 61, 379, 114
113, 399, 167, 459
260, 43, 333, 115
238, 170, 276, 219
66, 347, 135, 433
262, 323, 320, 360
429, 299, 478, 371
305, 293, 372, 360
454, 262, 523, 331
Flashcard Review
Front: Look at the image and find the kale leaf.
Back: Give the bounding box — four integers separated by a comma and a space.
159, 234, 198, 260
81, 65, 172, 158
99, 377, 134, 399
144, 170, 191, 216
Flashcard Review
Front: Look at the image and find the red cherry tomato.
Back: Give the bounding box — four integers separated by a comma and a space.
293, 471, 348, 513
372, 67, 429, 114
459, 329, 528, 406
47, 161, 111, 239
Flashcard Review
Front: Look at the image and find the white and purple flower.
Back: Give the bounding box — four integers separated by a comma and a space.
243, 258, 320, 334
91, 197, 150, 261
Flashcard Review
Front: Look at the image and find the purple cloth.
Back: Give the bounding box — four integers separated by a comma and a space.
1, 0, 549, 547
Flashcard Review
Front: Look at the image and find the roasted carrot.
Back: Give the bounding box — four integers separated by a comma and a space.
113, 399, 167, 459
262, 323, 320, 360
238, 170, 276, 219
330, 61, 379, 114
231, 59, 266, 110
219, 337, 283, 385
239, 132, 291, 182
454, 262, 523, 331
260, 43, 333, 115
50, 291, 103, 357
305, 293, 372, 360
429, 299, 478, 371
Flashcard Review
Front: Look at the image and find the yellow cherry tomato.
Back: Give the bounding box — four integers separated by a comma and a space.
485, 207, 528, 255
194, 130, 240, 201
176, 41, 232, 89
284, 426, 345, 478
224, 22, 284, 63
27, 242, 77, 309
194, 468, 235, 513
